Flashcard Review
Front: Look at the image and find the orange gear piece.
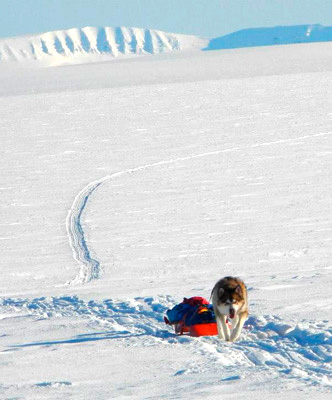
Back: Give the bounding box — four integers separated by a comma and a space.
189, 323, 218, 337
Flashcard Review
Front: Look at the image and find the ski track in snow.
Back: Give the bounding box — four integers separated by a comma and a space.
66, 130, 332, 285
66, 148, 240, 284
1, 295, 332, 391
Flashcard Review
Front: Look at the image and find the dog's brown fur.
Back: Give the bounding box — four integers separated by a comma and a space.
211, 276, 248, 342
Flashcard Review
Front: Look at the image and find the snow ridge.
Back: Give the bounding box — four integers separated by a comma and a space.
0, 26, 207, 66
2, 24, 332, 67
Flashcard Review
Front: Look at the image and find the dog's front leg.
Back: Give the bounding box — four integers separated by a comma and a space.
230, 311, 248, 342
220, 314, 231, 341
216, 314, 226, 340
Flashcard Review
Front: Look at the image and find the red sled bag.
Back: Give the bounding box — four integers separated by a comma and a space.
164, 297, 218, 337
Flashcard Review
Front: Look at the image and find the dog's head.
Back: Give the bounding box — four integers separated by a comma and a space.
215, 283, 245, 319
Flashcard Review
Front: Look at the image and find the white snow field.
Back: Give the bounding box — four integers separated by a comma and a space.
1, 36, 332, 400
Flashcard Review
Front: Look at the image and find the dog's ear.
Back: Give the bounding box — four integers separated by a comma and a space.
218, 287, 224, 298
235, 285, 242, 296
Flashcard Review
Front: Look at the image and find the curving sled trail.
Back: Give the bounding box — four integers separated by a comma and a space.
65, 148, 239, 285
66, 130, 332, 285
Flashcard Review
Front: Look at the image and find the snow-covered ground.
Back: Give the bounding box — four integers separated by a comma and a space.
1, 40, 332, 399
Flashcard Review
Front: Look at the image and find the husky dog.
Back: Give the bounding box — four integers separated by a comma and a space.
211, 276, 248, 342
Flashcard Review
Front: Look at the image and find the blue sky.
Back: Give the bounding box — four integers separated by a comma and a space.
1, 0, 332, 38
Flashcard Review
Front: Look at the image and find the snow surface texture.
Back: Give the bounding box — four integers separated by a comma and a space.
1, 37, 332, 399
